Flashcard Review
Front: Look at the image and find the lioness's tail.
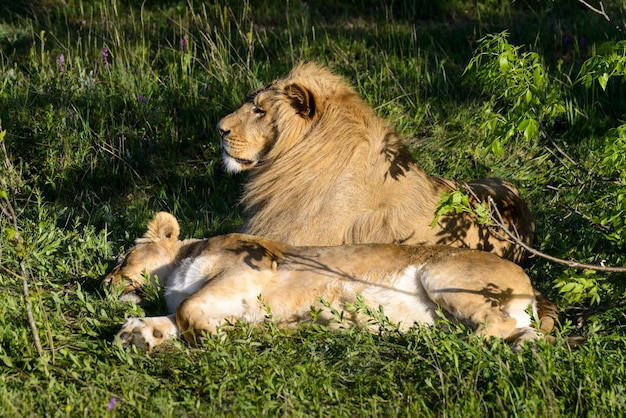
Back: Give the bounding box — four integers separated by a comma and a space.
535, 290, 588, 347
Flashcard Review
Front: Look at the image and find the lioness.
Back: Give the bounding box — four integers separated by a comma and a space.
218, 62, 534, 264
105, 212, 546, 351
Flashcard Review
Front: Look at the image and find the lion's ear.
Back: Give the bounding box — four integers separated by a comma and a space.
285, 83, 316, 119
144, 212, 180, 242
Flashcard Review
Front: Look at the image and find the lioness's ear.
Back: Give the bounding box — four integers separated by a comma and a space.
144, 212, 180, 242
285, 83, 316, 119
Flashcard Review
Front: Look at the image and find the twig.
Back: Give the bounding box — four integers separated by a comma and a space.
544, 142, 583, 185
578, 0, 611, 22
561, 203, 611, 232
487, 196, 626, 273
0, 197, 44, 355
19, 259, 44, 356
545, 139, 620, 184
568, 296, 626, 328
1, 126, 45, 356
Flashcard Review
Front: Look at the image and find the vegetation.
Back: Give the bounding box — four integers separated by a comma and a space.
1, 0, 625, 415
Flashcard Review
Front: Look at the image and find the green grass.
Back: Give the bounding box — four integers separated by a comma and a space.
1, 0, 626, 415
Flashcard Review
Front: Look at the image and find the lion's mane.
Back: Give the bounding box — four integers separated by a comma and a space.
218, 63, 534, 263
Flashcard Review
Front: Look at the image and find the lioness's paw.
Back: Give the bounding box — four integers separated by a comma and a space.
116, 316, 178, 351
510, 327, 541, 352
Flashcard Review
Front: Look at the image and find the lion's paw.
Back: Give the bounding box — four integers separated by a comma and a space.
116, 315, 178, 351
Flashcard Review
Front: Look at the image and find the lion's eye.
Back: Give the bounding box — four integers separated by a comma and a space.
252, 106, 265, 115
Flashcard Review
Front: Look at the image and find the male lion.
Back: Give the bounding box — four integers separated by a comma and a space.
105, 212, 548, 351
218, 62, 534, 264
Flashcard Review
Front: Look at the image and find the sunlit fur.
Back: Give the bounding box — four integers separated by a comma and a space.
104, 212, 551, 351
217, 62, 535, 264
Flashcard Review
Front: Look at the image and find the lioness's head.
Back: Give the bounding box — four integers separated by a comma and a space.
102, 212, 181, 299
217, 63, 358, 173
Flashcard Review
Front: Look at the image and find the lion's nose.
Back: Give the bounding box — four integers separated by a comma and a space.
217, 125, 230, 137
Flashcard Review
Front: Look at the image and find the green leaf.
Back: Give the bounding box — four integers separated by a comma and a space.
558, 282, 577, 293
490, 139, 503, 156
599, 73, 609, 91
0, 355, 13, 368
498, 53, 509, 72
520, 118, 539, 140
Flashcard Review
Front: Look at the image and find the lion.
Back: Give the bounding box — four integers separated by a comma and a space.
104, 212, 551, 352
217, 62, 534, 264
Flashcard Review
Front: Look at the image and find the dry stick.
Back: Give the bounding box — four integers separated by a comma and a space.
578, 0, 624, 33
561, 202, 612, 233
544, 145, 583, 186
486, 195, 626, 273
542, 141, 618, 234
546, 139, 620, 184
578, 0, 611, 21
1, 138, 44, 356
19, 258, 44, 356
1, 199, 44, 356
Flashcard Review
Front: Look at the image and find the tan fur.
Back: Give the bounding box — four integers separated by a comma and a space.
218, 63, 534, 264
104, 212, 549, 351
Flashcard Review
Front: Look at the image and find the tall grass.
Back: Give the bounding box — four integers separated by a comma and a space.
1, 0, 625, 415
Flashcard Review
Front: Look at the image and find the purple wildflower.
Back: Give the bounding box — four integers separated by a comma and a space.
107, 397, 116, 411
563, 34, 573, 48
57, 54, 65, 73
579, 35, 587, 51
101, 46, 110, 69
180, 35, 188, 51
137, 95, 148, 103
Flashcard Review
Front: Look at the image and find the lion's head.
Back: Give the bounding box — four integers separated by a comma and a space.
217, 63, 366, 173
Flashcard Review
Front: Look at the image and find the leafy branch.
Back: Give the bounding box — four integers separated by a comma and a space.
462, 31, 626, 275
464, 32, 565, 155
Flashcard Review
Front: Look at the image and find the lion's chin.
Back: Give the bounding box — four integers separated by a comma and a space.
222, 151, 256, 173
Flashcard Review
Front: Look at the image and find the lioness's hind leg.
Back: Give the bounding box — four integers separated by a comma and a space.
175, 293, 236, 346
116, 314, 178, 351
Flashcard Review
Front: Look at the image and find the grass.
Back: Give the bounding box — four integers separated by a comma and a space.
1, 0, 626, 415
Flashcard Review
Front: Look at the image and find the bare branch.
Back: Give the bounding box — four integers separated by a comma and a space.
487, 196, 626, 273
545, 139, 620, 184
1, 127, 45, 356
0, 195, 44, 356
578, 0, 611, 21
19, 259, 43, 356
569, 296, 626, 329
